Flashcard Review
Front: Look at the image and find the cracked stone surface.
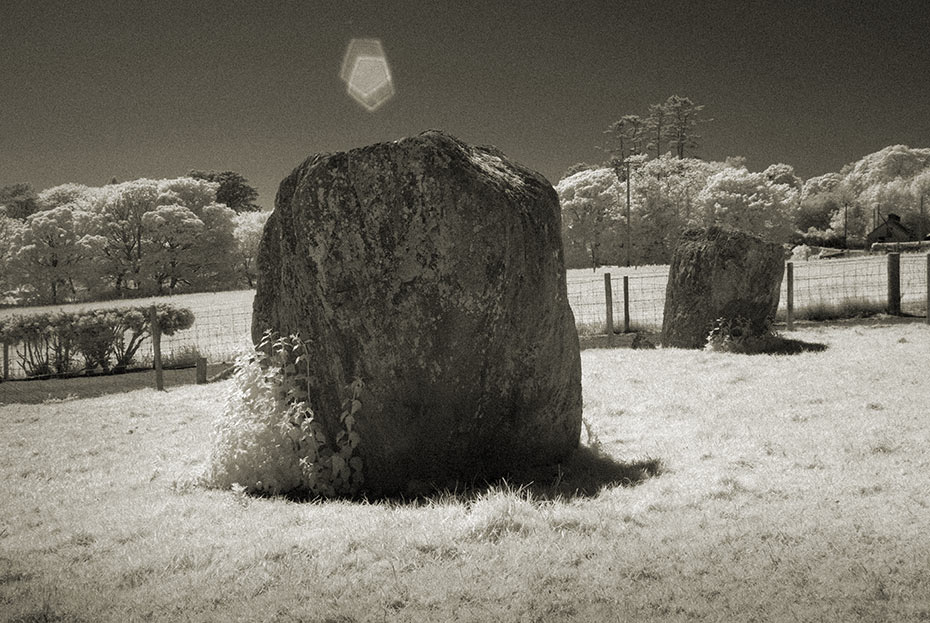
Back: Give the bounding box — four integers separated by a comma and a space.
253, 130, 582, 495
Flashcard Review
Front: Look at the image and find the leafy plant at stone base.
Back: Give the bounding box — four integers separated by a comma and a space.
202, 331, 364, 499
705, 316, 761, 354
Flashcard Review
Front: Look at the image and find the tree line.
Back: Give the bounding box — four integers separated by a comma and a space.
558, 96, 930, 269
0, 172, 269, 305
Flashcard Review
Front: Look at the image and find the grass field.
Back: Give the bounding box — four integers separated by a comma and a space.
2, 323, 929, 622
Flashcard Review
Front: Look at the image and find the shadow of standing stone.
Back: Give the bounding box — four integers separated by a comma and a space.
661, 226, 785, 349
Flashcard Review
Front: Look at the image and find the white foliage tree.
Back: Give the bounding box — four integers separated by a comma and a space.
9, 205, 105, 303
556, 168, 624, 269
233, 210, 270, 287
697, 166, 799, 242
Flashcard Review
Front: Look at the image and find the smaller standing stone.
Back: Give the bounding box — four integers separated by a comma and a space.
661, 226, 785, 349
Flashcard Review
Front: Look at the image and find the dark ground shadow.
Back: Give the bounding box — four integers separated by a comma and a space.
276, 447, 663, 505
501, 446, 663, 500
364, 446, 664, 505
722, 335, 828, 355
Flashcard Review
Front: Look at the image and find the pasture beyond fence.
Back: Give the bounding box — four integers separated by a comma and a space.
1, 254, 929, 385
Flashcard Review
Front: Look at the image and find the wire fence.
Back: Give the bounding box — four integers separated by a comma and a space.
569, 253, 929, 332
1, 254, 928, 386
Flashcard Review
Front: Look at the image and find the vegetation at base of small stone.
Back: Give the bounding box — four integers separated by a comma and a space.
705, 316, 827, 355
203, 332, 363, 499
0, 304, 194, 377
705, 316, 757, 353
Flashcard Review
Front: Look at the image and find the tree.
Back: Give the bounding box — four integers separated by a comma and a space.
0, 216, 25, 297
193, 202, 239, 289
37, 183, 96, 211
188, 170, 261, 213
141, 205, 206, 293
603, 115, 646, 171
839, 145, 930, 196
95, 179, 161, 294
763, 163, 803, 191
233, 210, 270, 287
0, 183, 40, 220
633, 155, 724, 263
697, 166, 798, 242
644, 103, 670, 158
561, 162, 597, 180
555, 168, 623, 269
911, 170, 930, 239
135, 179, 238, 294
9, 206, 104, 304
664, 95, 710, 159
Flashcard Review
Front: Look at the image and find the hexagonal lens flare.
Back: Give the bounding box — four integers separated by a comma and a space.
340, 38, 395, 112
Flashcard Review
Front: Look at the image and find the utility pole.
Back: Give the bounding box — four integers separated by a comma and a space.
920, 194, 926, 241
625, 149, 636, 267
844, 202, 848, 249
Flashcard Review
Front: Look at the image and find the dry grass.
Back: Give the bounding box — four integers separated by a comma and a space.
2, 324, 930, 622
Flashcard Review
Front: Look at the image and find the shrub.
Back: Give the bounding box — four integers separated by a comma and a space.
0, 312, 78, 376
202, 332, 363, 499
0, 304, 195, 376
72, 310, 120, 372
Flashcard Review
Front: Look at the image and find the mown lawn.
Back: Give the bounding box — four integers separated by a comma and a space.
1, 323, 929, 622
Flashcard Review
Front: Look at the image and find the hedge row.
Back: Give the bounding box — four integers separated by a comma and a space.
0, 305, 194, 377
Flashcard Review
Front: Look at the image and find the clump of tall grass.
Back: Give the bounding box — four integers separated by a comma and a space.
777, 298, 887, 322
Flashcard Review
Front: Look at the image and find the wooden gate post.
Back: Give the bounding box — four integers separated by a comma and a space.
623, 275, 631, 333
887, 253, 901, 316
196, 357, 207, 384
604, 273, 614, 345
149, 305, 164, 391
926, 254, 930, 325
786, 262, 794, 331
2, 342, 8, 380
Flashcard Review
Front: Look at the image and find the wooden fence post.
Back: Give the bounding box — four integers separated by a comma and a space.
786, 262, 794, 331
2, 342, 8, 381
623, 275, 630, 333
887, 253, 901, 316
196, 357, 207, 384
926, 254, 930, 325
604, 273, 614, 344
149, 305, 164, 391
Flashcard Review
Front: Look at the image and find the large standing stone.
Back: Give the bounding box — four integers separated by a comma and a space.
661, 226, 785, 349
252, 130, 582, 495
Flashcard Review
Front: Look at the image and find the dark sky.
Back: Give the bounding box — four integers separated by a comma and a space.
2, 0, 929, 209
